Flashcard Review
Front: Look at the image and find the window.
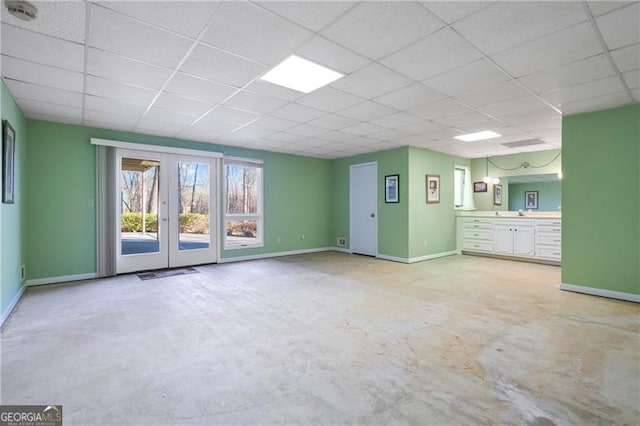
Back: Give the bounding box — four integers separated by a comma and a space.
454, 165, 476, 210
224, 158, 264, 249
454, 167, 465, 209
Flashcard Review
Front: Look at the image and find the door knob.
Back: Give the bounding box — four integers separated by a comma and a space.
370, 213, 375, 218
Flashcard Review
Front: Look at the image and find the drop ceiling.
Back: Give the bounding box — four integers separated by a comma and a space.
1, 1, 638, 159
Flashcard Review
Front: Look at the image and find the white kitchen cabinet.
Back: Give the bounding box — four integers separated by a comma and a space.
494, 222, 534, 256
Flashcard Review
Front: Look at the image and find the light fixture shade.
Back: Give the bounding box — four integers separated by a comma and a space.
482, 176, 492, 184
491, 177, 500, 185
557, 171, 563, 179
259, 55, 343, 93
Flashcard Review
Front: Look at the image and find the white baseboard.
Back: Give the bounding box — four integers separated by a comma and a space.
1, 284, 26, 327
26, 272, 98, 287
219, 247, 334, 264
408, 250, 458, 264
560, 283, 640, 303
332, 247, 352, 254
377, 250, 458, 264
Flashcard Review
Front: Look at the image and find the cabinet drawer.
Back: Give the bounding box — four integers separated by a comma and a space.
463, 229, 492, 240
536, 225, 562, 233
460, 217, 493, 225
463, 239, 493, 252
537, 246, 562, 259
537, 234, 562, 245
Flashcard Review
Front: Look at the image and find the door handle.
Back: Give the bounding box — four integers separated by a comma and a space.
162, 218, 168, 222
370, 213, 375, 218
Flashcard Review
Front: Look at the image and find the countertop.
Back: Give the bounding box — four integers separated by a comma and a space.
457, 211, 561, 219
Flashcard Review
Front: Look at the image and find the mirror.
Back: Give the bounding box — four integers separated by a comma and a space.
506, 173, 561, 211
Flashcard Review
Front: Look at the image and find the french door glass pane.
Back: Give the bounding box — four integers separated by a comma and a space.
178, 162, 210, 251
121, 157, 160, 255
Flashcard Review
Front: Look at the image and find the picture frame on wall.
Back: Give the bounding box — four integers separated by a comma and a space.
426, 174, 440, 204
525, 191, 538, 209
384, 174, 399, 203
474, 181, 487, 192
493, 184, 502, 206
2, 120, 15, 204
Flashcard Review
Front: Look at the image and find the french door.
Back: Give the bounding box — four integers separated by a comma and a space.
116, 149, 217, 274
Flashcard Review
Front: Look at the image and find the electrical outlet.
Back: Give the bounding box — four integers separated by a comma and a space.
88, 198, 95, 208
423, 240, 428, 247
277, 236, 281, 243
300, 234, 305, 240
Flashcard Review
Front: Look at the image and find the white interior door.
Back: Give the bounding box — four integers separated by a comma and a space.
116, 149, 217, 274
350, 162, 377, 256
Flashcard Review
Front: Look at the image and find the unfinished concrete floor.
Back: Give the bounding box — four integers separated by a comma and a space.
1, 253, 638, 425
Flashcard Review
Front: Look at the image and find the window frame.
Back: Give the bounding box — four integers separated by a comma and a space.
223, 157, 264, 250
453, 165, 466, 210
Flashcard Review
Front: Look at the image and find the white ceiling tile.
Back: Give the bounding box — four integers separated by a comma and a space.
1, 0, 86, 42
154, 93, 214, 116
368, 128, 411, 141
85, 95, 146, 117
295, 36, 371, 74
1, 25, 84, 72
84, 110, 139, 128
165, 72, 237, 104
87, 48, 172, 90
556, 91, 633, 115
432, 111, 494, 128
374, 82, 446, 111
332, 63, 413, 98
26, 112, 83, 126
202, 2, 312, 65
541, 76, 627, 105
341, 122, 387, 136
135, 118, 183, 137
84, 120, 135, 133
322, 2, 443, 60
421, 1, 491, 24
517, 54, 616, 93
2, 56, 83, 92
337, 101, 396, 121
496, 108, 561, 126
5, 79, 82, 107
180, 44, 266, 88
631, 88, 640, 102
270, 103, 326, 122
255, 1, 355, 32
223, 90, 288, 114
16, 98, 83, 120
623, 70, 640, 89
381, 27, 483, 80
98, 1, 219, 38
369, 112, 423, 128
89, 5, 193, 69
491, 23, 603, 77
587, 2, 635, 17
423, 58, 510, 96
407, 99, 475, 120
610, 43, 640, 73
227, 126, 277, 141
452, 1, 587, 55
204, 106, 260, 126
596, 2, 640, 50
396, 120, 446, 135
251, 116, 298, 131
453, 80, 532, 108
317, 130, 357, 142
297, 87, 363, 112
286, 124, 331, 137
308, 114, 358, 130
479, 96, 555, 117
86, 76, 156, 105
187, 116, 238, 134
175, 127, 216, 143
265, 132, 303, 143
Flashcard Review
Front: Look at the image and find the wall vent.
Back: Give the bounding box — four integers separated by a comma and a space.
337, 237, 346, 247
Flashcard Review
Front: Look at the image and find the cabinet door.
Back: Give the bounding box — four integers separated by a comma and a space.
494, 225, 513, 254
513, 227, 534, 256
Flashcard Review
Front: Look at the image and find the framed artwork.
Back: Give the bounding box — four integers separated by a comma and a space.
525, 191, 538, 209
493, 184, 502, 206
384, 174, 399, 203
474, 181, 487, 192
2, 120, 15, 204
426, 174, 440, 204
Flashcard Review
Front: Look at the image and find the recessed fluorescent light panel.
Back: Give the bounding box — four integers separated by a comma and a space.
454, 130, 502, 142
259, 55, 343, 94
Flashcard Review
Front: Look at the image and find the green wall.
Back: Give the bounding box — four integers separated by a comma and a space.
1, 81, 27, 315
332, 146, 409, 259
508, 182, 561, 211
408, 147, 468, 259
562, 104, 639, 295
26, 119, 333, 279
471, 149, 561, 211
